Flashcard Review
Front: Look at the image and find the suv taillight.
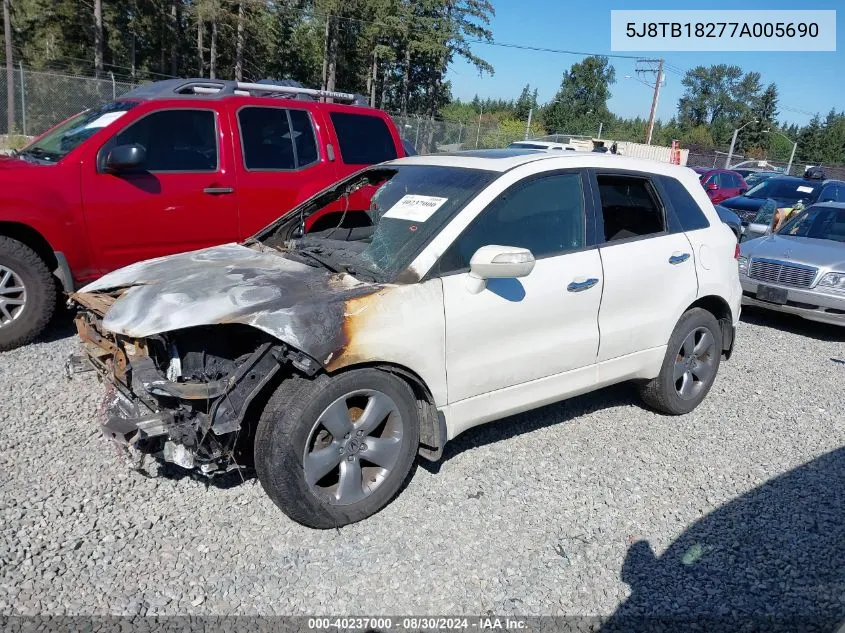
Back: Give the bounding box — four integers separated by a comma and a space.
734, 244, 741, 260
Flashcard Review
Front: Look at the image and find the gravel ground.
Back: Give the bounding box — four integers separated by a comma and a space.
0, 306, 843, 622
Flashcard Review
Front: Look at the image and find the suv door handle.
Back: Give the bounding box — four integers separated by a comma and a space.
203, 187, 234, 195
567, 278, 599, 292
669, 252, 690, 265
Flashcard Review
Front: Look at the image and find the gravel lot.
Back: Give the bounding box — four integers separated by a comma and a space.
1, 306, 843, 623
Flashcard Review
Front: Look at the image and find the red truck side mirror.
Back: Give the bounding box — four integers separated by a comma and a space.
706, 182, 719, 191
105, 144, 146, 172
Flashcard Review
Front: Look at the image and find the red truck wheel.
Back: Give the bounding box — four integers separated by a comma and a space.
0, 236, 56, 351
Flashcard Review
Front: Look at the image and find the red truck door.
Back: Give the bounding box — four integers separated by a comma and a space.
231, 103, 341, 238
303, 106, 402, 232
80, 105, 239, 273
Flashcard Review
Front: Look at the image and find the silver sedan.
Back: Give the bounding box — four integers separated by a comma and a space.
738, 203, 845, 326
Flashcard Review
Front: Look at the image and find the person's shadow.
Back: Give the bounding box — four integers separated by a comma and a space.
603, 446, 845, 633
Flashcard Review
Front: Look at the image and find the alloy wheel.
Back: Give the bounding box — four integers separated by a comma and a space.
674, 326, 717, 400
0, 265, 27, 329
303, 389, 404, 506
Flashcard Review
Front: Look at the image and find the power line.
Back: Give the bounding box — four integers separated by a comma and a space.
466, 39, 641, 60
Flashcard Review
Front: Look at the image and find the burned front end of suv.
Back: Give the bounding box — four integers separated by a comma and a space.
65, 239, 380, 476
71, 298, 321, 474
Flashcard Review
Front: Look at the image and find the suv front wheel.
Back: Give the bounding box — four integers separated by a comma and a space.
255, 369, 420, 528
0, 236, 56, 352
639, 308, 723, 415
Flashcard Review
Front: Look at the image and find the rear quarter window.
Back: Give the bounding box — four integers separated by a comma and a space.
661, 176, 711, 232
329, 112, 398, 165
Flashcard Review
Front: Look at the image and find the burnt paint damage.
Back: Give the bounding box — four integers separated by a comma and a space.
76, 242, 382, 366
69, 241, 389, 475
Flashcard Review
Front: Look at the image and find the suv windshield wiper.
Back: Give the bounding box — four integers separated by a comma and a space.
293, 247, 341, 273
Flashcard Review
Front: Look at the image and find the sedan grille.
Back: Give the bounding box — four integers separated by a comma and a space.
748, 258, 817, 288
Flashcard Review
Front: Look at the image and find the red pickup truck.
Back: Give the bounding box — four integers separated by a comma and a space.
0, 79, 407, 350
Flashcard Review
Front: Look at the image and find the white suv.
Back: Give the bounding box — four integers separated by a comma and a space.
71, 150, 742, 528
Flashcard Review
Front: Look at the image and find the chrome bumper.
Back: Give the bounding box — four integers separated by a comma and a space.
740, 277, 845, 326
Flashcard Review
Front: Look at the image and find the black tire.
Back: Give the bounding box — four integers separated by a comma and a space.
0, 236, 56, 352
254, 368, 419, 528
639, 308, 722, 415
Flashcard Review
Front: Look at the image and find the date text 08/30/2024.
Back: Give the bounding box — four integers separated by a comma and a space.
307, 617, 528, 631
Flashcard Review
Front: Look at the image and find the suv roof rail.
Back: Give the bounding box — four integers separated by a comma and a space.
122, 77, 367, 104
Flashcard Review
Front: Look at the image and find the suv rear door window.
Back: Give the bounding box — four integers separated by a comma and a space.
329, 112, 398, 165
596, 174, 665, 241
238, 106, 318, 170
109, 109, 217, 172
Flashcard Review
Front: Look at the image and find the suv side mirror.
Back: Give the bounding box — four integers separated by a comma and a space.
466, 245, 535, 294
105, 144, 146, 172
706, 182, 719, 191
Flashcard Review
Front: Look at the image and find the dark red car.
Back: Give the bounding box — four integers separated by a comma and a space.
0, 78, 407, 350
692, 168, 749, 205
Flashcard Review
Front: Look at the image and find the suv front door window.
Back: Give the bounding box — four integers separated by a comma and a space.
103, 109, 218, 172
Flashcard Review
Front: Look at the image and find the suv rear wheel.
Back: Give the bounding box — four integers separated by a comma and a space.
639, 308, 722, 415
254, 369, 419, 528
0, 237, 56, 352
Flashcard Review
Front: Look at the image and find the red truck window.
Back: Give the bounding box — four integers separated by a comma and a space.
105, 109, 218, 172
237, 106, 319, 171
329, 112, 398, 165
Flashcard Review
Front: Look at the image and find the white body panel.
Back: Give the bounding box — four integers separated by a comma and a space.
443, 346, 666, 440
441, 250, 603, 403
596, 233, 698, 361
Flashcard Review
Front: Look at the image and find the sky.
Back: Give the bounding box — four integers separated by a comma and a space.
444, 0, 844, 128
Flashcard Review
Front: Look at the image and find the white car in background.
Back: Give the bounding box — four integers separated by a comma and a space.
508, 140, 579, 151
71, 150, 742, 528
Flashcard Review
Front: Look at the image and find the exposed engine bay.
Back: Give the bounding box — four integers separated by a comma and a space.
70, 294, 320, 475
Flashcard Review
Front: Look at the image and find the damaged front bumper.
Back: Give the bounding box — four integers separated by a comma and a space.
68, 295, 294, 475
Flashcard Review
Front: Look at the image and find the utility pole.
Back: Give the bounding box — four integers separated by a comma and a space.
321, 14, 330, 94
724, 119, 757, 168
524, 107, 533, 140
3, 0, 14, 134
475, 104, 483, 149
636, 58, 664, 145
94, 0, 103, 78
234, 0, 244, 81
786, 141, 797, 175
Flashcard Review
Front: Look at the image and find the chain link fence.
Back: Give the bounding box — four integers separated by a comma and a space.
687, 150, 845, 180
0, 66, 137, 138
3, 67, 845, 180
388, 112, 544, 154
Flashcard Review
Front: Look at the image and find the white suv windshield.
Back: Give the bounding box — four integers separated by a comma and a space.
258, 164, 498, 281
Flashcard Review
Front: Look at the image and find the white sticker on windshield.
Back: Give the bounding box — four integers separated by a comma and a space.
797, 186, 814, 194
382, 195, 448, 222
83, 111, 128, 130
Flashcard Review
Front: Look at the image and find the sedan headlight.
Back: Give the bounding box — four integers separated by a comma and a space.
818, 272, 845, 293
737, 256, 749, 275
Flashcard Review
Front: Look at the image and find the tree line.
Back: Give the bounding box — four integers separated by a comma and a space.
2, 0, 494, 119
2, 1, 844, 166
445, 58, 845, 166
